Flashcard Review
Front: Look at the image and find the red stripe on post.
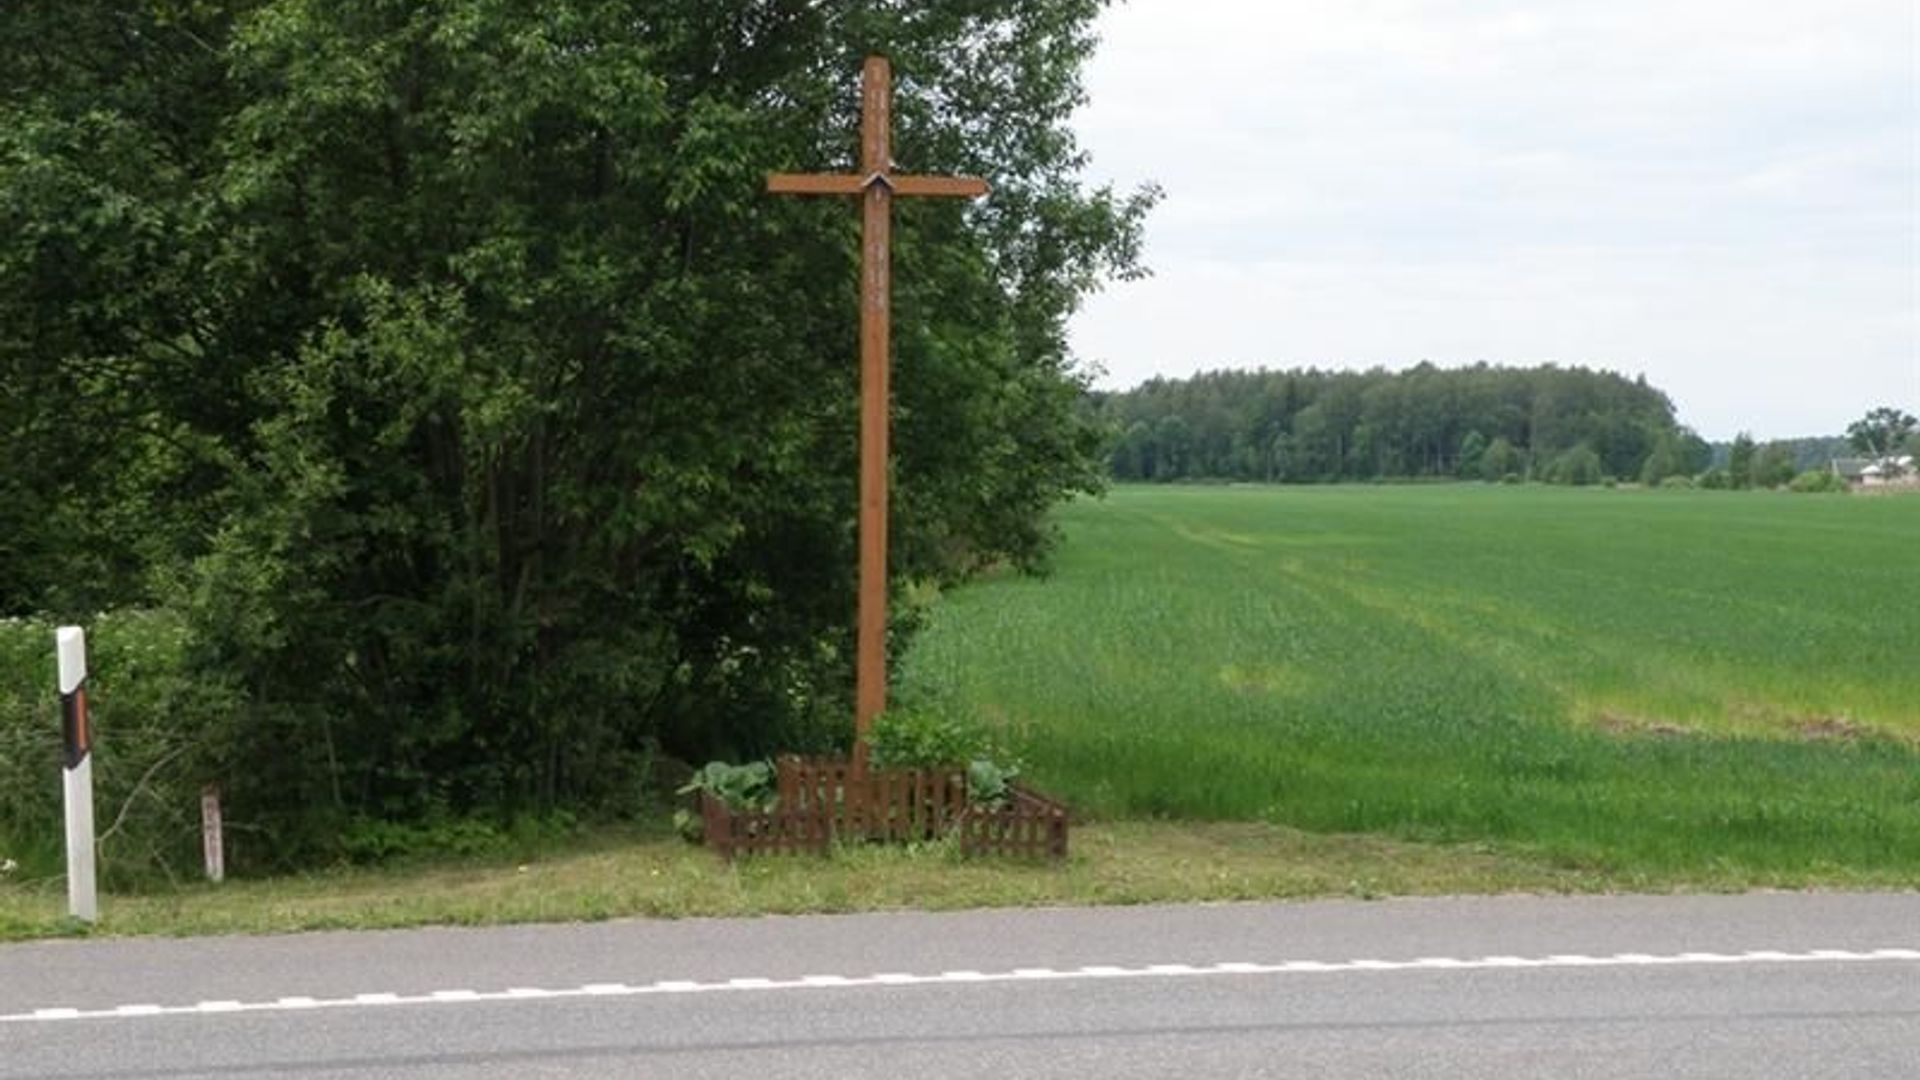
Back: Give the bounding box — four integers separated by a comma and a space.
60, 686, 90, 769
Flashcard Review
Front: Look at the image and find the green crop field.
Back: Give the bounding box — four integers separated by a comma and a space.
899, 485, 1920, 880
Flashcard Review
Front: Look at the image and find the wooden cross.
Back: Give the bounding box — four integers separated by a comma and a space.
768, 56, 988, 771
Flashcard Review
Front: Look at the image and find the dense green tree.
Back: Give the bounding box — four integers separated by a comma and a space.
1457, 430, 1488, 479
1100, 364, 1682, 484
1846, 406, 1917, 458
1750, 442, 1797, 489
1152, 414, 1192, 480
0, 2, 246, 614
1111, 420, 1153, 481
1481, 436, 1524, 482
1678, 431, 1714, 474
1639, 429, 1689, 486
1707, 435, 1849, 474
1546, 443, 1603, 486
1289, 402, 1338, 480
2, 0, 1150, 856
1727, 433, 1757, 490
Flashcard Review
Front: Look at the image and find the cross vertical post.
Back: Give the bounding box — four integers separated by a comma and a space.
768, 56, 988, 773
856, 57, 893, 777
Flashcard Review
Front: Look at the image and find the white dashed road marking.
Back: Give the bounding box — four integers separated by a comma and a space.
3, 948, 1914, 1026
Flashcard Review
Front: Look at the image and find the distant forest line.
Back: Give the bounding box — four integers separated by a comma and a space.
1091, 364, 1828, 487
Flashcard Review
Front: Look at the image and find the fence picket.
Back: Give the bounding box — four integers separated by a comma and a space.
705, 758, 1065, 860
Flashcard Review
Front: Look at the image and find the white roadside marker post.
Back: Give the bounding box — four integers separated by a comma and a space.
56, 627, 97, 923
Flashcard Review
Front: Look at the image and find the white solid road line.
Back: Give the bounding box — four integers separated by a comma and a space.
3, 947, 1916, 1027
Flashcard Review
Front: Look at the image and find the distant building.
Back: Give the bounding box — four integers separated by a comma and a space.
1835, 455, 1916, 489
1830, 458, 1870, 483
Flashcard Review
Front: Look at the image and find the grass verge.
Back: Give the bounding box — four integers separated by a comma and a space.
3, 820, 1912, 943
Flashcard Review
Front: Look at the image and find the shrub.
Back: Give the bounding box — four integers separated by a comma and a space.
340, 816, 502, 864
332, 808, 580, 864
1546, 444, 1604, 486
1481, 437, 1525, 481
0, 610, 241, 885
672, 760, 777, 842
676, 760, 776, 813
869, 708, 1028, 814
1788, 470, 1849, 494
1698, 468, 1732, 490
1660, 475, 1696, 490
867, 708, 990, 770
964, 758, 1021, 810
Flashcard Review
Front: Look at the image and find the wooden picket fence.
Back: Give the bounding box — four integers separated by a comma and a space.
699, 755, 1069, 860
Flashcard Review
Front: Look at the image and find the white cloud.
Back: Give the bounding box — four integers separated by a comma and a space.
1068, 0, 1918, 438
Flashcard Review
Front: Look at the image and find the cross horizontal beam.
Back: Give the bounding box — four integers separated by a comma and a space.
767, 173, 989, 198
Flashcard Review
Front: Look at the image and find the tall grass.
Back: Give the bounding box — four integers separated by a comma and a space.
899, 485, 1920, 876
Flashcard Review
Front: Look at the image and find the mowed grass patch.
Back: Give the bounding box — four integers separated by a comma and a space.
7, 818, 1909, 942
898, 485, 1920, 878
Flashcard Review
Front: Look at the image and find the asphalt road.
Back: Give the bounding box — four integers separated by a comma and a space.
2, 892, 1915, 1078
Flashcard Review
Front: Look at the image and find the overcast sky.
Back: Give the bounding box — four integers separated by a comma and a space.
1065, 0, 1917, 440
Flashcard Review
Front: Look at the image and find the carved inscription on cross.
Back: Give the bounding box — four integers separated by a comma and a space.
768, 56, 987, 772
